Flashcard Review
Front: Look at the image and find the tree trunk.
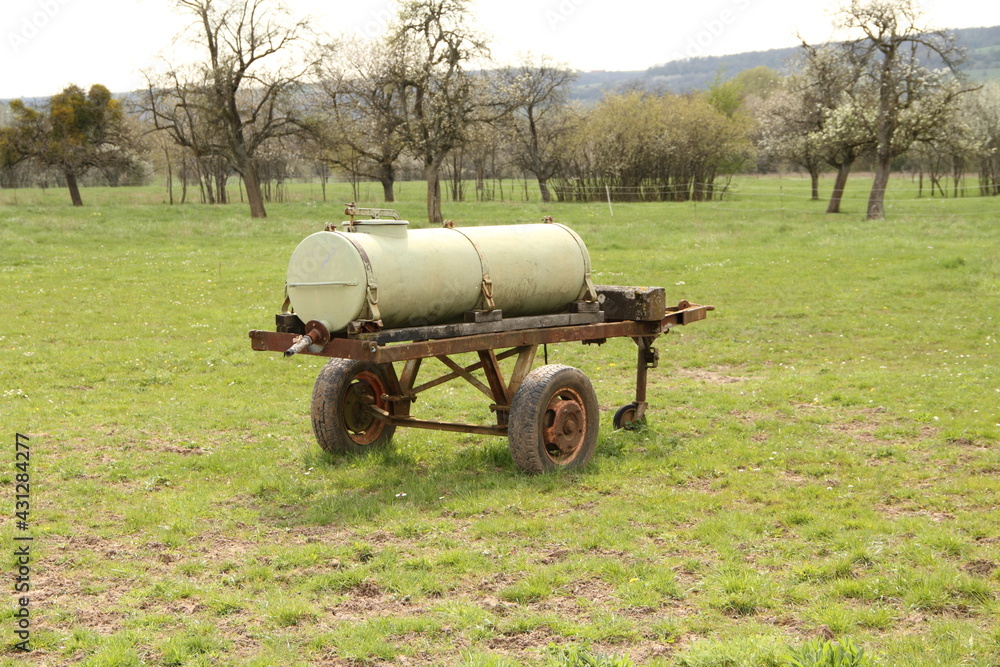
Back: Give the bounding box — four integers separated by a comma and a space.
538, 177, 551, 203
475, 163, 485, 201
379, 161, 396, 203
692, 177, 705, 202
65, 169, 83, 206
198, 160, 214, 204
866, 156, 891, 220
809, 167, 820, 201
217, 168, 229, 205
449, 150, 465, 203
869, 64, 895, 221
930, 175, 943, 198
242, 167, 267, 219
164, 148, 174, 205
181, 156, 188, 204
425, 162, 443, 224
231, 122, 264, 216
826, 162, 852, 214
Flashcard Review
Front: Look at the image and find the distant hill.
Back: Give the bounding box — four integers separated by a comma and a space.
958, 25, 1000, 81
569, 24, 1000, 101
643, 47, 799, 93
4, 26, 998, 111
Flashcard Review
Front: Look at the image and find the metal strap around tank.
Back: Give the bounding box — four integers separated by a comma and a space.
553, 223, 598, 302
339, 232, 382, 323
447, 228, 496, 311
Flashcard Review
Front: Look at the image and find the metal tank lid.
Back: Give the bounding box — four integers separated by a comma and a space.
286, 231, 369, 332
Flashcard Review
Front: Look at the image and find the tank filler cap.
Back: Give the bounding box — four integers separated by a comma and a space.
344, 202, 401, 221
341, 220, 409, 238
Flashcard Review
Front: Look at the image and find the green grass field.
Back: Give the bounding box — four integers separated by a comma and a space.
2, 175, 999, 666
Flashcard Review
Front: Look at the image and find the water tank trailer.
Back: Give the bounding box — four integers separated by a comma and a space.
250, 206, 712, 473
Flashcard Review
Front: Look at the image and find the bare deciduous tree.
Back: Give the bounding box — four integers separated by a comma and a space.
387, 0, 493, 223
312, 39, 405, 203
499, 57, 577, 203
837, 0, 970, 220
139, 68, 231, 204
907, 113, 976, 197
144, 0, 314, 218
797, 43, 877, 213
751, 85, 827, 201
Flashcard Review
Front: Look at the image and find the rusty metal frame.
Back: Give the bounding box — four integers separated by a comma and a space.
248, 303, 712, 437
249, 304, 709, 362
631, 336, 659, 422
360, 345, 541, 435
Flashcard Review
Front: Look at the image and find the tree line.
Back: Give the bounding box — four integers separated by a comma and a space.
0, 0, 996, 221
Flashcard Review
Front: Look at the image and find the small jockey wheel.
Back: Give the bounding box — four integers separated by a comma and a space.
612, 402, 645, 430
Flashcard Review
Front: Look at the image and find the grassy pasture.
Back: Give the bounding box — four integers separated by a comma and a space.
1, 176, 999, 666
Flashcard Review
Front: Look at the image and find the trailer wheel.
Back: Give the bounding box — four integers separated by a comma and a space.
508, 364, 598, 474
613, 402, 643, 430
311, 358, 395, 454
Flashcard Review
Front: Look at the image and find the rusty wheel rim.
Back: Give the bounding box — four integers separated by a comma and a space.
541, 387, 588, 463
342, 370, 387, 445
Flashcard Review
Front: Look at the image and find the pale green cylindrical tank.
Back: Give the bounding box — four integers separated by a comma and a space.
286, 221, 595, 333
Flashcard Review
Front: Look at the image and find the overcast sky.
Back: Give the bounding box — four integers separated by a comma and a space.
2, 0, 1000, 99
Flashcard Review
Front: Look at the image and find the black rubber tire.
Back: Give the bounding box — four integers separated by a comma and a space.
613, 402, 642, 430
508, 364, 599, 474
311, 358, 396, 454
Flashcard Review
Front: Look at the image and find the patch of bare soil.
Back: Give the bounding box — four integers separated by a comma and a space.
675, 368, 750, 383
820, 409, 939, 449
824, 420, 884, 445
158, 444, 205, 455
875, 504, 955, 522
485, 629, 558, 653
962, 560, 997, 577
781, 471, 816, 485
22, 526, 450, 662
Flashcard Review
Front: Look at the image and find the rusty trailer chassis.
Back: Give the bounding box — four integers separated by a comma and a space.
249, 293, 711, 473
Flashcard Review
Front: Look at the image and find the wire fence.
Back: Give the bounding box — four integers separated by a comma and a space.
490, 179, 1000, 218
6, 175, 1000, 217
447, 177, 1000, 211
680, 181, 1000, 218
